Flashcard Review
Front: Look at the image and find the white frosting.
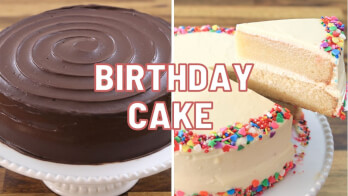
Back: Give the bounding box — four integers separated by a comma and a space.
174, 33, 294, 194
174, 119, 294, 194
173, 70, 275, 135
174, 33, 235, 69
236, 19, 335, 63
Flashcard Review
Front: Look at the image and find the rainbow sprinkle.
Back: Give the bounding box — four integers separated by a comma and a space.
294, 119, 311, 146
336, 105, 346, 120
320, 16, 346, 59
174, 25, 235, 36
332, 90, 346, 120
175, 161, 295, 196
292, 110, 311, 163
336, 91, 347, 120
174, 104, 292, 153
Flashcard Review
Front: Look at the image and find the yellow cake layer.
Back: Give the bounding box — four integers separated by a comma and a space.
235, 31, 334, 84
228, 68, 338, 116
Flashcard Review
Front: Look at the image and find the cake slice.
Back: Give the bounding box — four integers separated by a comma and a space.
175, 23, 346, 118
235, 17, 346, 118
235, 17, 345, 84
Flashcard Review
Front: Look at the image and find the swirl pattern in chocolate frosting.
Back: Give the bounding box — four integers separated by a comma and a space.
0, 5, 170, 114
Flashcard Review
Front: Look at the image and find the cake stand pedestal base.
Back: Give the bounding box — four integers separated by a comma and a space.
43, 179, 138, 196
0, 141, 170, 196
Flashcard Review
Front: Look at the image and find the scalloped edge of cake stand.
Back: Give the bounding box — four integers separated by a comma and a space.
0, 144, 171, 196
264, 110, 334, 196
304, 112, 334, 196
43, 179, 139, 196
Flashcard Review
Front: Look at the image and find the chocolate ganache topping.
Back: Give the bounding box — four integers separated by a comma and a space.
0, 5, 171, 164
0, 5, 170, 114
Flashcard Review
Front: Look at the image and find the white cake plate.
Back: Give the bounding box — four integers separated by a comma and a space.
264, 110, 334, 196
0, 143, 171, 196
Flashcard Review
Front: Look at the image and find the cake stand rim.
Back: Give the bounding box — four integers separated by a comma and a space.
0, 144, 171, 184
305, 112, 334, 196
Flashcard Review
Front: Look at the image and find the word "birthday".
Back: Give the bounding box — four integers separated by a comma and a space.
94, 63, 254, 92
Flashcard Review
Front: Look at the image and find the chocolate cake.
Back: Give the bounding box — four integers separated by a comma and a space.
0, 5, 171, 164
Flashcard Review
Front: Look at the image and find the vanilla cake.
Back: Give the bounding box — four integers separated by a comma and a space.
235, 17, 346, 118
174, 34, 295, 195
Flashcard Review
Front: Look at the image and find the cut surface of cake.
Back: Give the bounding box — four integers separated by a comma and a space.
175, 22, 346, 118
236, 18, 345, 84
0, 5, 171, 164
174, 33, 295, 194
235, 18, 346, 118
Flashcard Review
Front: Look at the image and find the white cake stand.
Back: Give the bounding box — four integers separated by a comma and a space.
0, 143, 171, 196
265, 110, 334, 196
